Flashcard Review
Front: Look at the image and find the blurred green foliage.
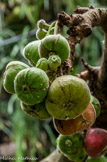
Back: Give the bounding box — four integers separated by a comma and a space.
0, 0, 106, 161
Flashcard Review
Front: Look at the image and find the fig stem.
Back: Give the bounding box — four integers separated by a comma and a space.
47, 21, 56, 35
54, 21, 58, 35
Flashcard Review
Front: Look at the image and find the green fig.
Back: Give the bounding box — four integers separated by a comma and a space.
3, 61, 29, 94
87, 156, 107, 162
23, 40, 41, 66
39, 34, 70, 62
48, 55, 61, 71
57, 134, 74, 155
37, 19, 50, 29
36, 29, 47, 40
91, 95, 101, 117
14, 67, 49, 105
46, 75, 91, 120
67, 150, 87, 162
57, 133, 87, 162
21, 101, 51, 120
36, 58, 49, 71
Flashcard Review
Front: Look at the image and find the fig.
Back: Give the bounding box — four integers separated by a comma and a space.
54, 103, 96, 135
85, 128, 107, 158
36, 29, 47, 40
46, 75, 91, 120
91, 95, 101, 117
48, 55, 61, 71
23, 40, 41, 66
57, 133, 87, 162
37, 19, 49, 29
21, 101, 51, 120
39, 34, 70, 62
67, 150, 86, 162
46, 70, 57, 82
14, 67, 49, 105
87, 156, 107, 162
36, 58, 49, 71
3, 61, 29, 94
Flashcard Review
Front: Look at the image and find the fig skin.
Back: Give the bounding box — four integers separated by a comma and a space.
91, 95, 101, 117
39, 34, 70, 62
36, 29, 47, 40
67, 150, 86, 162
54, 103, 96, 135
37, 19, 49, 29
3, 61, 29, 94
21, 101, 51, 120
48, 55, 61, 71
46, 75, 91, 120
57, 133, 87, 162
23, 40, 41, 66
14, 67, 49, 105
85, 128, 107, 158
36, 58, 49, 71
87, 156, 107, 162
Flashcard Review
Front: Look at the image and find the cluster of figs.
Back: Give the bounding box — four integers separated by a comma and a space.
3, 19, 107, 161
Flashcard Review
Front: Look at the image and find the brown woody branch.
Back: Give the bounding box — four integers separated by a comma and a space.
41, 6, 107, 162
58, 7, 107, 103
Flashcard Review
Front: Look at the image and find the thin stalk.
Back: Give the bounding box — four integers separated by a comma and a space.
46, 21, 56, 35
54, 21, 58, 35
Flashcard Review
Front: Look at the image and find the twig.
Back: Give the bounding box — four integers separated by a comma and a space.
0, 29, 36, 47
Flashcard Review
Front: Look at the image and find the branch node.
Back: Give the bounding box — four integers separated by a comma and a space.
74, 6, 94, 14
80, 58, 100, 80
89, 5, 95, 9
76, 70, 90, 80
81, 24, 92, 37
81, 58, 94, 72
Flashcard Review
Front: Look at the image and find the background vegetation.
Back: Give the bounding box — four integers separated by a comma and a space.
0, 0, 106, 161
